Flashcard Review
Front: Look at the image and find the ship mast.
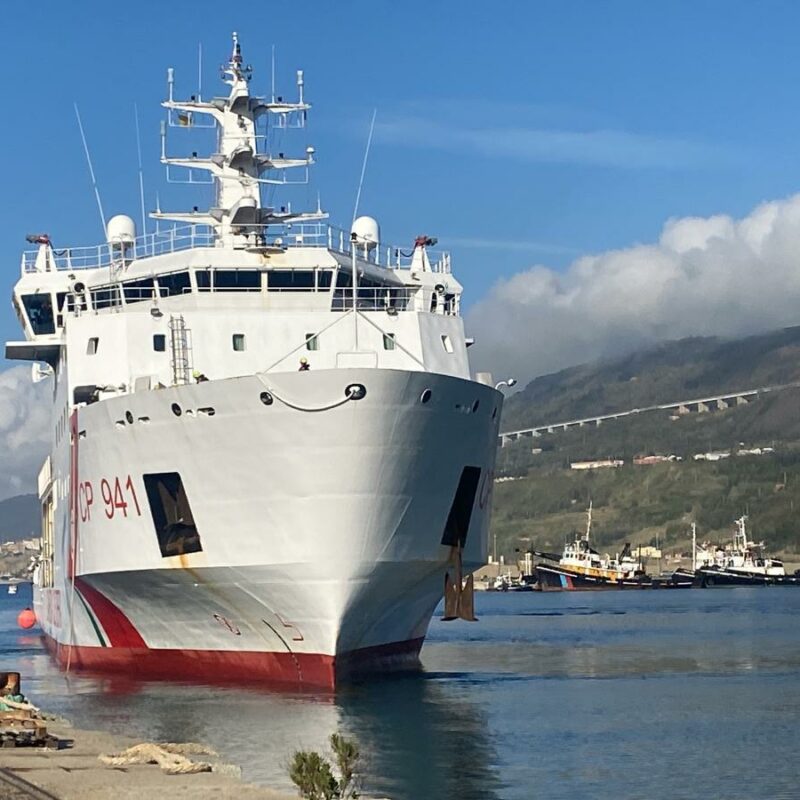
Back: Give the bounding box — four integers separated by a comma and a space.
585, 500, 593, 543
154, 32, 326, 246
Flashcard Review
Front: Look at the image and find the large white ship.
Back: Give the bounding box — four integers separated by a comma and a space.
6, 35, 502, 688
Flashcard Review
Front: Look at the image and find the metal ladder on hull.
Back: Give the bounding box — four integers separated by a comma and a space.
169, 314, 193, 385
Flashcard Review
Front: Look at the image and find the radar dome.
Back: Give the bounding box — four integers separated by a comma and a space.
351, 216, 380, 251
106, 215, 136, 245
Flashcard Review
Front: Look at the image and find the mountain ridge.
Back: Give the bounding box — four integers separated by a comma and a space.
0, 494, 39, 540
502, 325, 800, 432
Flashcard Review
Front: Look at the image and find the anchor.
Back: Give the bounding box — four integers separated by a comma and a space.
441, 545, 477, 622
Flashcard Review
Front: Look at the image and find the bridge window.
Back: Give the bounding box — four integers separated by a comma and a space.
90, 285, 121, 310
305, 333, 319, 351
383, 333, 396, 350
317, 270, 334, 289
269, 270, 315, 290
214, 270, 261, 291
157, 271, 191, 297
232, 333, 246, 351
441, 334, 454, 353
196, 270, 211, 291
123, 278, 155, 304
87, 337, 99, 355
153, 334, 166, 352
22, 294, 55, 335
336, 270, 352, 288
55, 292, 67, 328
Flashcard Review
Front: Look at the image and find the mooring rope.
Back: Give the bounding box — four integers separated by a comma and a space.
99, 742, 220, 775
256, 375, 361, 413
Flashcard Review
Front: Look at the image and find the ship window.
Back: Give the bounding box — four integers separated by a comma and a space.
142, 472, 202, 558
441, 466, 482, 548
87, 337, 99, 355
336, 270, 352, 288
90, 285, 121, 310
153, 334, 166, 352
22, 294, 55, 335
232, 333, 246, 351
383, 333, 396, 350
269, 270, 315, 290
157, 271, 191, 297
305, 333, 319, 351
441, 334, 454, 353
55, 292, 67, 328
214, 270, 261, 291
195, 270, 211, 291
317, 270, 334, 289
123, 278, 155, 303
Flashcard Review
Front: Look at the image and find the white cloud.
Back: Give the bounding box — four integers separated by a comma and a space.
0, 366, 50, 501
466, 194, 800, 384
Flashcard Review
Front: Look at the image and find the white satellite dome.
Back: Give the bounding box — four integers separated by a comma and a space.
351, 216, 380, 251
106, 215, 136, 245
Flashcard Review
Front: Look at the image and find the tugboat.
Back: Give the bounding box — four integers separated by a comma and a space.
697, 517, 798, 587
670, 523, 710, 587
534, 504, 651, 590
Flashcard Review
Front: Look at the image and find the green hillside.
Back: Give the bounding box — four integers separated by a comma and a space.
501, 326, 800, 431
493, 327, 800, 562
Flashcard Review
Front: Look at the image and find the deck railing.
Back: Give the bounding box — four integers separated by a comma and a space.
331, 287, 417, 312
22, 224, 452, 275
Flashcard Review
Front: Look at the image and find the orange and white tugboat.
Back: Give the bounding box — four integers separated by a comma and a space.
534, 503, 651, 590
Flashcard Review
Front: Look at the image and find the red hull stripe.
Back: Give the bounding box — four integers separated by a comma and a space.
74, 578, 147, 649
42, 634, 424, 690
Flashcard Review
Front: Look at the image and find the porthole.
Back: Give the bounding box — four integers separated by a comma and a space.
472, 400, 480, 414
171, 403, 182, 417
346, 383, 367, 400
420, 389, 432, 404
259, 391, 274, 406
125, 410, 134, 424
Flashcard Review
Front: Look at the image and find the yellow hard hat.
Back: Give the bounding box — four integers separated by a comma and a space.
192, 370, 201, 378
300, 357, 308, 364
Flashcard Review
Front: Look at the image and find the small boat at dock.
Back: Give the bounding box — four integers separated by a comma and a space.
534, 504, 652, 590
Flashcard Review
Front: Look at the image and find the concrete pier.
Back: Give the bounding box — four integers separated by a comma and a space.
0, 720, 293, 800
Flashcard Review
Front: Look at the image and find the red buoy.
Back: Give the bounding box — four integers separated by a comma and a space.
17, 608, 36, 630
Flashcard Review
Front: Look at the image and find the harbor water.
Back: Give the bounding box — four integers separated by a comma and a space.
2, 583, 799, 799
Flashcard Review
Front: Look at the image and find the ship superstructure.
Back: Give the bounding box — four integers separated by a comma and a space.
6, 35, 502, 687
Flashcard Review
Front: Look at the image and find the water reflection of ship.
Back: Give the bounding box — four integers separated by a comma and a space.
337, 676, 502, 800
22, 671, 501, 799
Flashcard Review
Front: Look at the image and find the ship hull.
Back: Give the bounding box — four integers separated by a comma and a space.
35, 368, 501, 688
696, 567, 800, 587
535, 564, 652, 591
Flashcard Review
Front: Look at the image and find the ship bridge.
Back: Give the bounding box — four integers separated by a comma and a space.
6, 33, 472, 406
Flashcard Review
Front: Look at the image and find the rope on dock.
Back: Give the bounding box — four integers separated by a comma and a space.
98, 742, 219, 774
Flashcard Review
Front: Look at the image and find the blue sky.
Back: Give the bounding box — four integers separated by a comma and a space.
3, 0, 800, 369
